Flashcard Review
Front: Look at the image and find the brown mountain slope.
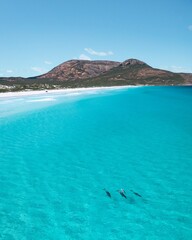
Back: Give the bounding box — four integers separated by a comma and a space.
179, 73, 192, 85
38, 60, 120, 81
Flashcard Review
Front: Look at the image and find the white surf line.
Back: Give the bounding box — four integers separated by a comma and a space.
0, 86, 135, 99
26, 98, 56, 102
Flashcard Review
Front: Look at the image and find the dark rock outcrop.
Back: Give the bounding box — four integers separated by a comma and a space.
120, 58, 148, 67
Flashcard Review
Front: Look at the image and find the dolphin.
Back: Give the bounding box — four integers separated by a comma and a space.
117, 189, 127, 199
103, 189, 111, 198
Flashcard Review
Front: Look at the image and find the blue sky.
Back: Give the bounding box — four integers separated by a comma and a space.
0, 0, 192, 77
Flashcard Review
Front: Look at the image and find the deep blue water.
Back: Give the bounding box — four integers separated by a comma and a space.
0, 86, 192, 240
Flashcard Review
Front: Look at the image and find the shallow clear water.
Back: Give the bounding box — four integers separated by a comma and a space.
0, 86, 192, 240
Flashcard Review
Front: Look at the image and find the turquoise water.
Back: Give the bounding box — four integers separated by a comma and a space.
0, 86, 192, 240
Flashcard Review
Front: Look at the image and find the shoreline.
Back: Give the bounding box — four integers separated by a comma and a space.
0, 86, 138, 98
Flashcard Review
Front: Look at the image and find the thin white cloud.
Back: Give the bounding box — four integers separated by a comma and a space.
84, 48, 114, 56
6, 70, 13, 73
188, 25, 192, 31
31, 67, 46, 74
79, 54, 91, 60
44, 60, 52, 65
167, 65, 188, 73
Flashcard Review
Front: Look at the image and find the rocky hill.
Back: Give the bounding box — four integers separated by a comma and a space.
38, 60, 120, 80
84, 59, 185, 86
0, 58, 192, 92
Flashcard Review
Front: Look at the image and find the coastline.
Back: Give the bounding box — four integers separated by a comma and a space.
0, 85, 137, 99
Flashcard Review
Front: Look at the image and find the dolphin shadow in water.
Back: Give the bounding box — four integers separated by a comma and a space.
130, 190, 142, 198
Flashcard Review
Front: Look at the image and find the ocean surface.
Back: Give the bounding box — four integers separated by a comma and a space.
0, 86, 192, 240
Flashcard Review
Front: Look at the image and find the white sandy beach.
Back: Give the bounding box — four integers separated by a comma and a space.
0, 86, 135, 99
